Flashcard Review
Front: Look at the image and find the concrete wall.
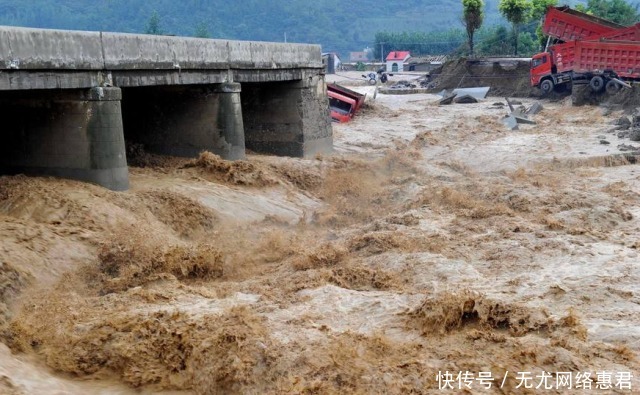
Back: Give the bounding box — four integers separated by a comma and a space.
121, 83, 245, 160
0, 87, 129, 190
241, 76, 332, 157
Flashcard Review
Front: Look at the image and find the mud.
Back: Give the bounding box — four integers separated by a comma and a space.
1, 79, 640, 393
428, 57, 536, 97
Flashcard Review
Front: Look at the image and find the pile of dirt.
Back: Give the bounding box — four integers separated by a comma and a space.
428, 57, 536, 97
572, 83, 640, 108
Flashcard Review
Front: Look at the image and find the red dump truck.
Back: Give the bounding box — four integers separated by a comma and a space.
530, 6, 640, 93
531, 39, 640, 93
327, 83, 366, 123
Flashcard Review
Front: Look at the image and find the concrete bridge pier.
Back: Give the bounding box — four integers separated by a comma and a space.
214, 82, 245, 160
121, 83, 245, 160
0, 87, 129, 190
241, 75, 332, 157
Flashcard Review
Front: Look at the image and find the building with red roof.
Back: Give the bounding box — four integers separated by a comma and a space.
385, 51, 411, 73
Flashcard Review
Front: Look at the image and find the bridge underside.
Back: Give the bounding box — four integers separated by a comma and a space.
0, 27, 333, 190
0, 75, 331, 191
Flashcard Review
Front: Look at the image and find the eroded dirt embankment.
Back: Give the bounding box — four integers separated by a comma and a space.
1, 89, 640, 394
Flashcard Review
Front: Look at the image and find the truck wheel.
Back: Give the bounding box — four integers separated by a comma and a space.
605, 80, 620, 94
590, 76, 605, 92
540, 79, 554, 94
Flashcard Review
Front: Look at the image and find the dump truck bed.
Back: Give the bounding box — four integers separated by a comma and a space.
551, 39, 640, 79
543, 6, 623, 42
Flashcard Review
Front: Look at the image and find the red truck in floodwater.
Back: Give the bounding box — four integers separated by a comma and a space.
530, 6, 640, 94
327, 83, 366, 123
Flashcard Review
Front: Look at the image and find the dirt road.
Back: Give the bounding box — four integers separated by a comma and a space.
1, 81, 639, 393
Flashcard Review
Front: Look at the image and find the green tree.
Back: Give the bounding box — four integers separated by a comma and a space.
194, 21, 210, 38
530, 0, 557, 20
145, 10, 162, 35
499, 0, 532, 55
530, 0, 557, 48
518, 31, 539, 55
586, 0, 639, 25
477, 25, 511, 55
575, 4, 589, 13
462, 0, 484, 56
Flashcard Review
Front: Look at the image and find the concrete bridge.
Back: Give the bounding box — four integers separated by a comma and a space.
0, 26, 332, 190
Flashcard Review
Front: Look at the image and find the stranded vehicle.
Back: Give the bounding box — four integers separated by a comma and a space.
327, 83, 366, 123
530, 6, 640, 94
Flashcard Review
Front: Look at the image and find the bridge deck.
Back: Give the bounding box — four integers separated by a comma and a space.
0, 26, 323, 90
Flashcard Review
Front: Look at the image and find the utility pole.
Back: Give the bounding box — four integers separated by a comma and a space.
380, 42, 384, 62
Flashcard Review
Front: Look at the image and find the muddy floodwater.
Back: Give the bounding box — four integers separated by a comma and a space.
1, 78, 639, 393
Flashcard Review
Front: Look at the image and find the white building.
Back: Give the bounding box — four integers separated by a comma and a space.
386, 51, 411, 73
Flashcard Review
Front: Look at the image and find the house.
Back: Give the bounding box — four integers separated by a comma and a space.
386, 51, 411, 73
322, 52, 342, 74
350, 51, 368, 62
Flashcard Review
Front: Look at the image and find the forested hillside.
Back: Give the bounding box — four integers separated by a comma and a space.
0, 0, 506, 56
0, 0, 638, 57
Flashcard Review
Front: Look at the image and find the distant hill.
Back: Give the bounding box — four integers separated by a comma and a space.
0, 0, 504, 57
0, 0, 637, 58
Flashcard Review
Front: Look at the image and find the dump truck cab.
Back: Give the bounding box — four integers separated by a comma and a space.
530, 52, 552, 88
327, 83, 366, 123
328, 91, 357, 123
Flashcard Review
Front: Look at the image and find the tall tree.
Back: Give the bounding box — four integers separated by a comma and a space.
499, 0, 531, 55
462, 0, 484, 56
587, 0, 639, 25
530, 0, 557, 49
530, 0, 557, 20
145, 10, 162, 35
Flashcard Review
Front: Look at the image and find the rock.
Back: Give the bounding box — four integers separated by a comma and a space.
439, 92, 457, 105
513, 114, 536, 125
492, 102, 505, 106
454, 94, 478, 104
601, 106, 614, 116
526, 102, 544, 115
597, 135, 607, 139
613, 116, 631, 129
502, 114, 519, 130
618, 131, 630, 139
600, 140, 610, 145
630, 130, 640, 141
618, 144, 640, 152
